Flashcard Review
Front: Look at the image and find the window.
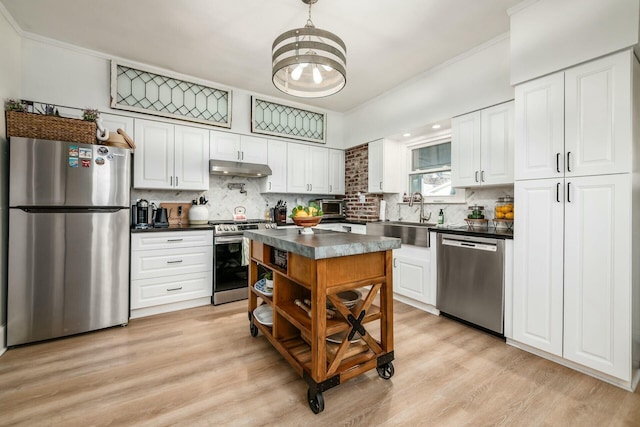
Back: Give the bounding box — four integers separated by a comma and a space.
408, 139, 466, 203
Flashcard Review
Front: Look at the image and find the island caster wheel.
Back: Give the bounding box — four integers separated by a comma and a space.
307, 388, 325, 414
376, 362, 394, 379
249, 322, 258, 337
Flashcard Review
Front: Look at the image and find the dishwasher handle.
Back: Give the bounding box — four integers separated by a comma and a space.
442, 238, 498, 252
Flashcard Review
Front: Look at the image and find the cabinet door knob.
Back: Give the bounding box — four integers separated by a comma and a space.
166, 286, 183, 292
176, 176, 179, 187
269, 182, 272, 190
556, 153, 561, 173
567, 182, 572, 203
170, 176, 173, 186
329, 184, 332, 192
475, 171, 479, 182
567, 152, 572, 173
379, 181, 383, 190
556, 182, 561, 203
393, 258, 397, 268
481, 171, 485, 182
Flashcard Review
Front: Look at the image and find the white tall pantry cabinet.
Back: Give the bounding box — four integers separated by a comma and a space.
512, 50, 640, 390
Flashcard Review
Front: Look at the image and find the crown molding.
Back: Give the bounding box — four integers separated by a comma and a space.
0, 2, 24, 36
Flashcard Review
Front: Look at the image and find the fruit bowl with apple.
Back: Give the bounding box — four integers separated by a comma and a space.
290, 203, 323, 234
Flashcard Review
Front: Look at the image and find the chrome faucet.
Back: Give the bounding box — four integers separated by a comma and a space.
408, 191, 432, 223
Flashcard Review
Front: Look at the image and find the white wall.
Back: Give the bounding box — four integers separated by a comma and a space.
20, 37, 345, 148
0, 9, 22, 354
510, 0, 640, 85
343, 35, 514, 148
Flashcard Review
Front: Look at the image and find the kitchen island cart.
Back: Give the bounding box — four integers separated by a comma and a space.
245, 228, 400, 413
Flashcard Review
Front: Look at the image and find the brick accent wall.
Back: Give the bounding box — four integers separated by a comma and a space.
344, 143, 383, 221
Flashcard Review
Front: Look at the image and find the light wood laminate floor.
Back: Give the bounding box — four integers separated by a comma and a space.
1, 300, 639, 426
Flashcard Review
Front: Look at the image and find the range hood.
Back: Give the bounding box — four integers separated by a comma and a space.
209, 159, 272, 177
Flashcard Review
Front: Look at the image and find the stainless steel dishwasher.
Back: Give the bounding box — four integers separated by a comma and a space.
436, 232, 505, 335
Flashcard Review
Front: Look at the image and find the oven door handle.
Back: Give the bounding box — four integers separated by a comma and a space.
215, 236, 244, 244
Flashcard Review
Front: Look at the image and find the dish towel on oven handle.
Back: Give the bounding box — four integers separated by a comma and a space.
241, 237, 250, 266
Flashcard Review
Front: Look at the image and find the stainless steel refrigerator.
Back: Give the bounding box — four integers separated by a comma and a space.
7, 137, 131, 346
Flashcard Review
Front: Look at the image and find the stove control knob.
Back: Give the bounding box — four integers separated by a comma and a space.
230, 225, 237, 232
216, 225, 223, 232
223, 225, 229, 231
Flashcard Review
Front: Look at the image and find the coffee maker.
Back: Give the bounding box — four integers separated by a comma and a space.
132, 199, 151, 229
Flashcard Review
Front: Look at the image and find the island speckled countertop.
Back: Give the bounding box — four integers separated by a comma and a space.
244, 228, 401, 259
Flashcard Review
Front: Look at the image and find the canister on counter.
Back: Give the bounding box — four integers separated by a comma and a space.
494, 196, 514, 220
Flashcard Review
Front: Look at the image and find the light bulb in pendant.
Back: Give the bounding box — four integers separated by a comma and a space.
321, 65, 333, 71
291, 65, 303, 81
312, 65, 322, 84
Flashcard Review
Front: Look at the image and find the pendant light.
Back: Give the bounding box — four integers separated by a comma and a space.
272, 0, 347, 98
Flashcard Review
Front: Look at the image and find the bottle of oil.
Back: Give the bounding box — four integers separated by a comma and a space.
438, 209, 444, 224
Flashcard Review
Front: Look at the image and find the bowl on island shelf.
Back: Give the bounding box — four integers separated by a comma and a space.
290, 203, 324, 234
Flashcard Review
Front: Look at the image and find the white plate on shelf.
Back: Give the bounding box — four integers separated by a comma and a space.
253, 304, 273, 326
254, 278, 273, 297
327, 330, 362, 344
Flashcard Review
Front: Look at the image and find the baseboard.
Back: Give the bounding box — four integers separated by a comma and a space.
507, 338, 638, 392
0, 324, 6, 357
392, 294, 440, 316
130, 297, 211, 319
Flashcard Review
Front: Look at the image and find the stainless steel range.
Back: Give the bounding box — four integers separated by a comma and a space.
210, 219, 277, 305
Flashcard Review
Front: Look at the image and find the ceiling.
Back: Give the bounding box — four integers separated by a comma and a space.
0, 0, 520, 113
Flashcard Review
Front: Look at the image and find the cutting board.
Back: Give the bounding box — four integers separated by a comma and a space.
160, 202, 192, 225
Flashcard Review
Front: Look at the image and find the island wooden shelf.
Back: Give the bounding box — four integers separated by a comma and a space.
246, 228, 400, 414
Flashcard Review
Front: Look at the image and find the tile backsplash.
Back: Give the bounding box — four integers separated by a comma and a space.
131, 175, 316, 221
384, 185, 514, 226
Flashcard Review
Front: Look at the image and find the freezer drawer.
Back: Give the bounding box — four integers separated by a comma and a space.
7, 208, 130, 346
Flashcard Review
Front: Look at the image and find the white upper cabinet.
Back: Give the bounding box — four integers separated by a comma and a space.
451, 101, 514, 187
328, 149, 345, 195
515, 73, 565, 181
209, 130, 240, 161
481, 102, 515, 185
565, 52, 632, 177
287, 143, 329, 194
209, 131, 267, 164
263, 139, 287, 193
134, 119, 175, 189
174, 125, 210, 190
239, 135, 269, 164
368, 139, 406, 193
134, 119, 209, 190
515, 50, 632, 181
451, 111, 481, 187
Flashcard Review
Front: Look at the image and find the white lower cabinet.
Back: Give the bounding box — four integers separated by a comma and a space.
130, 230, 213, 318
513, 173, 634, 383
392, 245, 435, 311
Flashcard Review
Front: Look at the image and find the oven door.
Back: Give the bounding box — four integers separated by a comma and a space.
213, 235, 249, 305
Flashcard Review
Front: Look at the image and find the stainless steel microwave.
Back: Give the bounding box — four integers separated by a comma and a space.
312, 199, 346, 219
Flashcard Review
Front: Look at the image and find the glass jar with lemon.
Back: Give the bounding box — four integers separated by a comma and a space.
493, 196, 514, 229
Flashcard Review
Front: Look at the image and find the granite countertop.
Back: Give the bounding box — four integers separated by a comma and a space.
131, 224, 214, 233
428, 226, 513, 240
244, 228, 401, 260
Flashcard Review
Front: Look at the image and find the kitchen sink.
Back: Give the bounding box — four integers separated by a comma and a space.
366, 221, 435, 247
